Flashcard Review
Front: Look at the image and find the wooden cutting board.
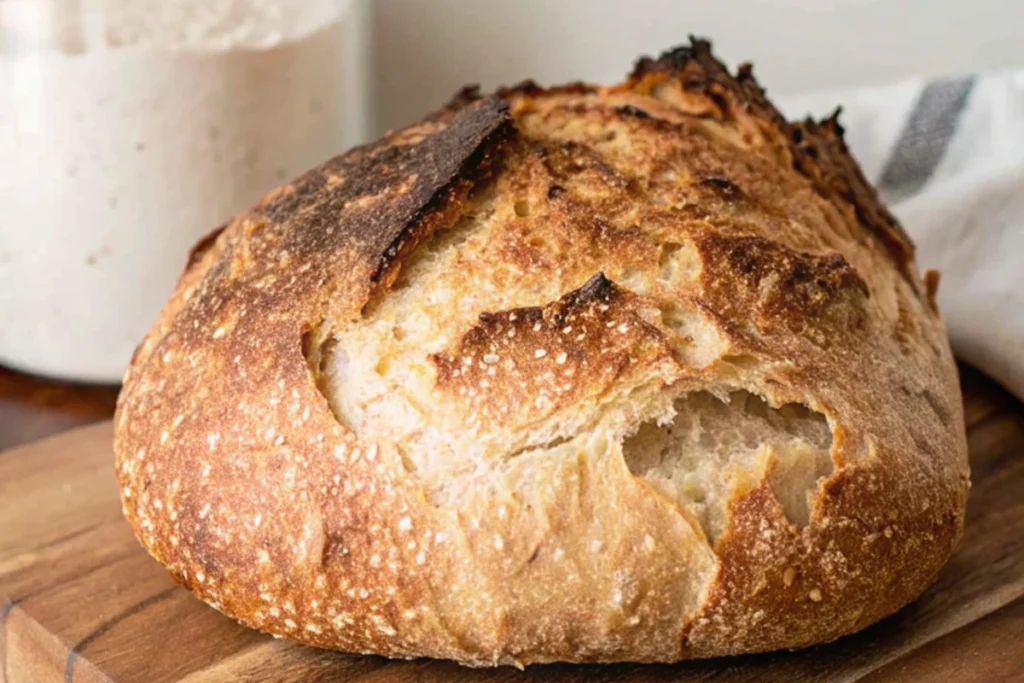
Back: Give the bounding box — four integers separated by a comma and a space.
2, 370, 1023, 683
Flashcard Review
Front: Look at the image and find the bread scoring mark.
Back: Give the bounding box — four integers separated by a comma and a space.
247, 95, 514, 292
292, 101, 514, 438
368, 131, 507, 287
313, 183, 504, 443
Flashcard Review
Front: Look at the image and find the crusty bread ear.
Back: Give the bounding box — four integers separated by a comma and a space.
115, 38, 968, 666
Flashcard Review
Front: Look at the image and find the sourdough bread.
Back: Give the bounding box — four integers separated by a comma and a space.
115, 40, 969, 666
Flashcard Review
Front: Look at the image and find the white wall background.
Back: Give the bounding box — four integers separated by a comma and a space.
370, 0, 1024, 137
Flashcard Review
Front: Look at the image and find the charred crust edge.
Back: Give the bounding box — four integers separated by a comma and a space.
497, 79, 597, 99
372, 98, 516, 283
474, 272, 618, 331
631, 36, 916, 280
442, 85, 485, 113
557, 272, 616, 316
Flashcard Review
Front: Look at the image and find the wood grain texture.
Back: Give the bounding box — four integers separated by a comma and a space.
0, 365, 1022, 683
0, 365, 118, 451
859, 597, 1024, 683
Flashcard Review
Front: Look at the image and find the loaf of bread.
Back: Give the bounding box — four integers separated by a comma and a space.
114, 39, 969, 666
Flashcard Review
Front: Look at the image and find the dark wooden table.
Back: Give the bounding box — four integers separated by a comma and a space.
0, 366, 119, 452
1, 362, 1022, 682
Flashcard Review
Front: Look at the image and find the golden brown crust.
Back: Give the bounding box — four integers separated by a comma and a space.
431, 274, 679, 438
114, 38, 968, 666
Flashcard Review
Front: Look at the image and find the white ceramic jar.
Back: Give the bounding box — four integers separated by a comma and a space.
0, 0, 367, 382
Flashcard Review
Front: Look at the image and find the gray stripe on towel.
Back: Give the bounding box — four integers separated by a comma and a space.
878, 76, 975, 203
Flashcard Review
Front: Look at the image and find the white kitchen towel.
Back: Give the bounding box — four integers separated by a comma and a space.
780, 70, 1024, 402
